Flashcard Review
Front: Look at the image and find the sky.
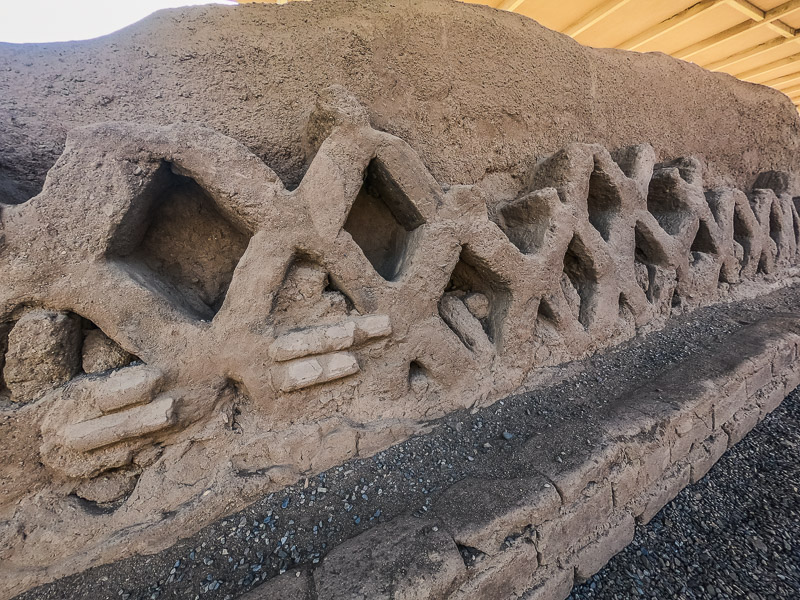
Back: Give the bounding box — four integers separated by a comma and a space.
0, 0, 237, 44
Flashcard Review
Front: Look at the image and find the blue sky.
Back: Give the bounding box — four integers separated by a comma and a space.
0, 0, 237, 43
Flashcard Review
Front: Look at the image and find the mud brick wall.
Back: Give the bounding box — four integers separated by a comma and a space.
4, 1, 800, 596
243, 316, 799, 600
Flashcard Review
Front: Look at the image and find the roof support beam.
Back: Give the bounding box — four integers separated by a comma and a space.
498, 0, 526, 11
703, 36, 800, 71
735, 50, 800, 80
779, 82, 800, 95
563, 0, 634, 37
673, 0, 800, 60
617, 0, 726, 51
724, 0, 764, 21
762, 70, 800, 88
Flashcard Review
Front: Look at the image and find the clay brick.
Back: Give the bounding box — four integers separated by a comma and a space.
449, 539, 539, 600
634, 461, 690, 524
63, 396, 176, 452
746, 361, 774, 397
723, 404, 760, 446
275, 352, 359, 392
688, 431, 729, 484
313, 516, 464, 600
519, 564, 574, 600
270, 322, 355, 362
713, 381, 747, 430
671, 417, 711, 465
757, 380, 787, 418
433, 476, 560, 555
537, 484, 613, 565
610, 439, 671, 510
81, 364, 164, 414
572, 511, 635, 582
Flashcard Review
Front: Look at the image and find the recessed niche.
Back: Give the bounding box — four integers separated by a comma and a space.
561, 235, 598, 328
634, 223, 669, 304
586, 162, 622, 242
438, 247, 511, 349
408, 360, 430, 394
343, 158, 425, 281
690, 219, 716, 256
733, 205, 754, 271
647, 174, 688, 237
494, 190, 555, 255
272, 254, 358, 329
109, 164, 250, 320
533, 297, 560, 342
769, 202, 784, 256
0, 310, 140, 404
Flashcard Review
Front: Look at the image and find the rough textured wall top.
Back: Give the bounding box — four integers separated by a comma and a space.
1, 0, 799, 203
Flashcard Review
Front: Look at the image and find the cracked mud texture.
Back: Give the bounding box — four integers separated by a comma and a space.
2, 0, 800, 202
14, 283, 800, 600
570, 387, 800, 600
5, 1, 800, 596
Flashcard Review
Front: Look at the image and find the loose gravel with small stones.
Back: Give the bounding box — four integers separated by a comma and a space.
569, 386, 800, 600
14, 284, 800, 600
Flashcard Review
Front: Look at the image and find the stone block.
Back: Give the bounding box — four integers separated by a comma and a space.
572, 511, 635, 582
784, 362, 800, 393
537, 484, 613, 565
610, 438, 671, 510
671, 416, 711, 464
746, 361, 774, 397
432, 476, 560, 555
63, 396, 176, 452
81, 329, 135, 374
515, 427, 619, 505
449, 539, 539, 600
313, 516, 464, 600
634, 461, 690, 524
757, 379, 787, 418
713, 381, 747, 430
772, 338, 797, 376
688, 431, 728, 484
4, 310, 82, 403
723, 403, 760, 446
519, 564, 574, 600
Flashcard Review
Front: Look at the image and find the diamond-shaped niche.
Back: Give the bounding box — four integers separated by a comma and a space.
343, 158, 425, 281
108, 163, 251, 320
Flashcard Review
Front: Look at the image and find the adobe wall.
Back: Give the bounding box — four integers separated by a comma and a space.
1, 0, 800, 201
2, 1, 800, 597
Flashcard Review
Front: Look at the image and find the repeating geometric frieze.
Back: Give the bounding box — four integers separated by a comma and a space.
2, 97, 800, 586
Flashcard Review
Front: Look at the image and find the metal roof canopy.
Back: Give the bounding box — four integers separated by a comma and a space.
239, 0, 800, 108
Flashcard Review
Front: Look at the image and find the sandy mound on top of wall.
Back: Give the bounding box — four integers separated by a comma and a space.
1, 0, 799, 203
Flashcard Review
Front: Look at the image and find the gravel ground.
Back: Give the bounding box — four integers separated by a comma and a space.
14, 284, 800, 600
569, 386, 800, 600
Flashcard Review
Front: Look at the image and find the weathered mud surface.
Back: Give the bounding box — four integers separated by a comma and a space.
3, 1, 800, 598
1, 0, 799, 201
11, 284, 800, 600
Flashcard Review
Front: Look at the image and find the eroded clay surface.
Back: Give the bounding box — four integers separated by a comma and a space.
2, 2, 800, 597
